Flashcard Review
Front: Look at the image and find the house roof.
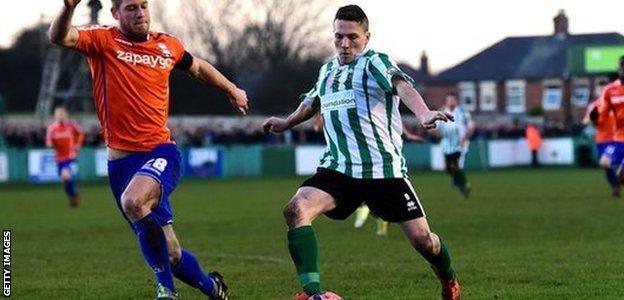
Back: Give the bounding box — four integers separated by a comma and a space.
432, 32, 624, 83
398, 63, 429, 83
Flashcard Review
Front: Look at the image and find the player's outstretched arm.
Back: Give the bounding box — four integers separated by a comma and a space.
49, 0, 81, 47
187, 58, 249, 115
262, 103, 319, 134
394, 78, 453, 129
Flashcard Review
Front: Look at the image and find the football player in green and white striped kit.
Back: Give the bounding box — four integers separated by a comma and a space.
263, 5, 461, 300
432, 93, 475, 198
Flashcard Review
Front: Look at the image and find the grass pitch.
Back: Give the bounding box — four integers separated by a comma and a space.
3, 168, 624, 299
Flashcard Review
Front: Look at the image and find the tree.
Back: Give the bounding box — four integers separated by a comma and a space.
0, 24, 48, 112
153, 0, 334, 114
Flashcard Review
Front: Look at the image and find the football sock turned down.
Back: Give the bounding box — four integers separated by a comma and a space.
172, 250, 215, 295
452, 170, 467, 189
606, 168, 618, 188
133, 213, 176, 292
288, 226, 321, 295
63, 179, 78, 197
424, 237, 455, 282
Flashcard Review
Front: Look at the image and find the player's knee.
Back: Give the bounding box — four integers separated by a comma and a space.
283, 197, 307, 226
168, 243, 182, 266
60, 171, 71, 182
410, 231, 435, 253
120, 192, 148, 219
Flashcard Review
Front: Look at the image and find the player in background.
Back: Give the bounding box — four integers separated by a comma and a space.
525, 123, 542, 168
49, 0, 248, 299
582, 80, 619, 196
429, 93, 474, 198
46, 106, 84, 207
263, 5, 460, 299
599, 56, 624, 185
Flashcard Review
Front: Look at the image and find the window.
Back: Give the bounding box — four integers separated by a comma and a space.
542, 87, 562, 110
542, 79, 562, 110
571, 78, 590, 107
572, 87, 590, 107
458, 82, 476, 111
479, 81, 497, 111
505, 80, 525, 113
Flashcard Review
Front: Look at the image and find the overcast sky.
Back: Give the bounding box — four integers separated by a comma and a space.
2, 0, 623, 73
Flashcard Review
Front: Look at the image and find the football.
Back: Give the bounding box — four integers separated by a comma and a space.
308, 291, 343, 300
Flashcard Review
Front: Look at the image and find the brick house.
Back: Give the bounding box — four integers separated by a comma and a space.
424, 10, 624, 128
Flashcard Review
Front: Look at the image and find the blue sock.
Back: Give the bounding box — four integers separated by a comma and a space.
606, 168, 617, 187
172, 250, 215, 295
133, 213, 176, 292
63, 179, 77, 197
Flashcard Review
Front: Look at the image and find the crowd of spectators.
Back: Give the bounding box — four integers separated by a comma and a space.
0, 116, 585, 149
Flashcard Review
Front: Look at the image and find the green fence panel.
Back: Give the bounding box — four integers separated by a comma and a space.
76, 147, 97, 181
465, 139, 489, 170
261, 145, 295, 176
402, 143, 431, 170
574, 137, 597, 167
222, 145, 262, 177
6, 148, 27, 182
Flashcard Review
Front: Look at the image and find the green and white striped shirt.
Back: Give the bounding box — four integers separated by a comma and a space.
436, 106, 472, 155
301, 49, 413, 179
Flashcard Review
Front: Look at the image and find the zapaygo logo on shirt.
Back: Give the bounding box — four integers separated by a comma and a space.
116, 50, 174, 69
611, 95, 624, 105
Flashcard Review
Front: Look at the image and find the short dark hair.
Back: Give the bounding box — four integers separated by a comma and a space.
335, 5, 369, 31
445, 92, 459, 99
111, 0, 122, 8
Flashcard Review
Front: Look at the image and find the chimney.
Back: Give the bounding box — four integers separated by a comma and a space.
553, 9, 568, 36
420, 51, 429, 76
88, 0, 103, 24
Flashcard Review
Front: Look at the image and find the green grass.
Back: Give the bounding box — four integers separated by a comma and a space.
3, 168, 624, 299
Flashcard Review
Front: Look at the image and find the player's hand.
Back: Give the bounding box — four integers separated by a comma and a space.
262, 117, 289, 133
227, 87, 249, 115
589, 106, 599, 123
64, 0, 82, 8
419, 110, 454, 129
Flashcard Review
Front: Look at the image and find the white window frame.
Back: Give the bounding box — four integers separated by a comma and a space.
479, 81, 497, 111
458, 81, 477, 111
505, 79, 526, 113
541, 79, 563, 111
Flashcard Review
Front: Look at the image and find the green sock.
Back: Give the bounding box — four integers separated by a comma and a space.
426, 238, 455, 282
287, 226, 321, 295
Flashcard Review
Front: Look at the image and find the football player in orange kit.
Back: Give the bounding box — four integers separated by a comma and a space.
583, 80, 619, 196
599, 56, 624, 186
46, 106, 84, 207
49, 0, 248, 299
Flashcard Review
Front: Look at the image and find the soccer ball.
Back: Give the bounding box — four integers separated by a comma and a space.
308, 291, 343, 300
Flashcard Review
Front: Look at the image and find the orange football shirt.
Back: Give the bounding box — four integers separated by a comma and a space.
71, 25, 186, 152
46, 120, 84, 162
600, 80, 624, 142
586, 98, 615, 143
